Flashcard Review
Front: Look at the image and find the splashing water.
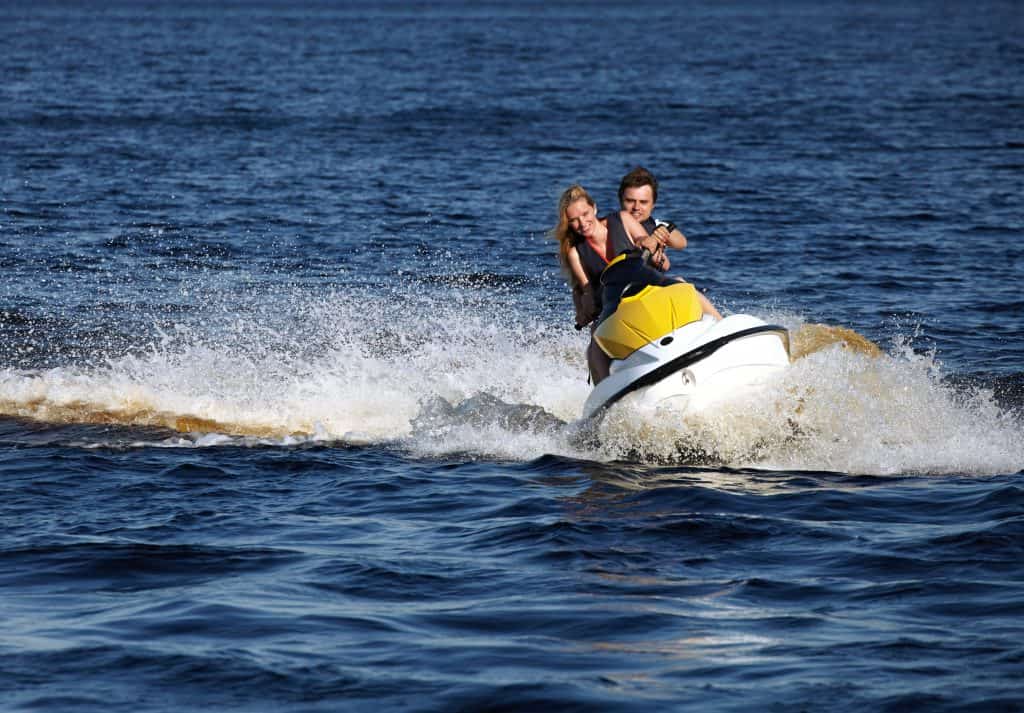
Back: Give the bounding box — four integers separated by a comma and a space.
0, 283, 585, 447
596, 338, 1021, 475
0, 284, 1020, 475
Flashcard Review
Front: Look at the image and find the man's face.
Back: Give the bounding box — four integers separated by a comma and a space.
621, 185, 655, 224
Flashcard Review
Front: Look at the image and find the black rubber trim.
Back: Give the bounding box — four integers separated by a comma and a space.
588, 325, 788, 420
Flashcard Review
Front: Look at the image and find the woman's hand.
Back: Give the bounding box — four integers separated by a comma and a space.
636, 236, 668, 269
637, 235, 661, 253
653, 246, 670, 271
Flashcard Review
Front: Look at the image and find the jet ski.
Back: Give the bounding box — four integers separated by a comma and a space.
583, 251, 790, 421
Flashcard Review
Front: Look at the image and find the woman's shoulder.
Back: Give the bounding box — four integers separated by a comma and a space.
618, 210, 643, 229
604, 210, 639, 230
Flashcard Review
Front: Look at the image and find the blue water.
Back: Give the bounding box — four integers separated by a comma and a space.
2, 1, 1023, 710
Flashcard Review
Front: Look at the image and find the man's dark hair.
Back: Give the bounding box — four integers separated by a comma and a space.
618, 166, 659, 205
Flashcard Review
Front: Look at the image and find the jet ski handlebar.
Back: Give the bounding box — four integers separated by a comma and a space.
639, 221, 676, 267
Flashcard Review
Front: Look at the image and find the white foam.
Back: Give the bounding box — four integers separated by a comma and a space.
0, 289, 1020, 475
596, 339, 1023, 475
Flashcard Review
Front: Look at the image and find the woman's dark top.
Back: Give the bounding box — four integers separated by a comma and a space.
575, 212, 634, 288
572, 212, 636, 328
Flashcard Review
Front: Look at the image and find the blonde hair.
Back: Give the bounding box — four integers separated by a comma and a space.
550, 184, 596, 287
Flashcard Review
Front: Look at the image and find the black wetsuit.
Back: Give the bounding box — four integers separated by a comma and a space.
576, 212, 635, 287
573, 212, 635, 321
595, 216, 679, 324
572, 214, 670, 330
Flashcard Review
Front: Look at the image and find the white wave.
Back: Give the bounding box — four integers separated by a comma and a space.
0, 289, 1020, 475
595, 336, 1023, 476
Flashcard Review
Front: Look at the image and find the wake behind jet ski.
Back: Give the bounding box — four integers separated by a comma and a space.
583, 249, 790, 421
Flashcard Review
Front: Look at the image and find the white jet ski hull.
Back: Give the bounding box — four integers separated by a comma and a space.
582, 314, 790, 420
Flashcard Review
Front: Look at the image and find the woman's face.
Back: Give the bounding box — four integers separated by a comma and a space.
565, 198, 597, 238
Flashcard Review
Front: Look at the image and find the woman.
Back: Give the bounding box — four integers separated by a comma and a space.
553, 185, 663, 327
552, 184, 721, 383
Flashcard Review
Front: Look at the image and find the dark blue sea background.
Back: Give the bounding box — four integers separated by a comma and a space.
2, 1, 1023, 711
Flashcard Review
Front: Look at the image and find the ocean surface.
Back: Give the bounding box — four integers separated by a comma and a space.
2, 1, 1023, 710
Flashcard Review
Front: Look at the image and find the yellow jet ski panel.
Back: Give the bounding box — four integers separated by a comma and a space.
594, 282, 703, 360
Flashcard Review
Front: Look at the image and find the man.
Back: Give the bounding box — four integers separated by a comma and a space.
618, 166, 687, 269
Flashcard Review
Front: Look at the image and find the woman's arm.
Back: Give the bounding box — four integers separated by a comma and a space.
620, 211, 655, 247
620, 211, 672, 270
565, 245, 590, 287
567, 245, 600, 329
